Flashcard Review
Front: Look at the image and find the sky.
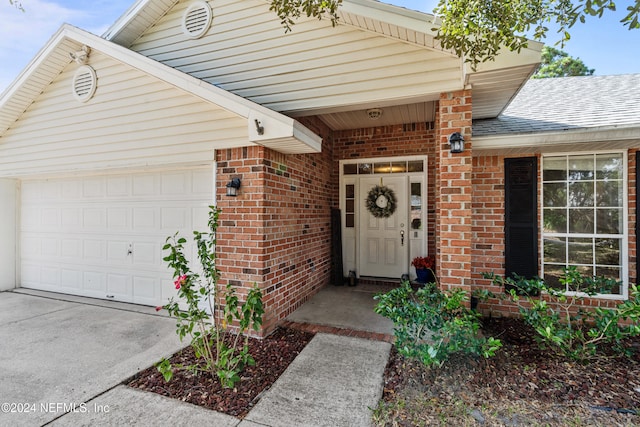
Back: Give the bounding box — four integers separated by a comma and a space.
0, 0, 639, 95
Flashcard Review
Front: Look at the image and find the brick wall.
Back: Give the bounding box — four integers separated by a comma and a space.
215, 117, 334, 335
436, 90, 473, 293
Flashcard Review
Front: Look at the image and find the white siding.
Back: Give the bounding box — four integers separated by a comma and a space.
0, 50, 249, 178
129, 0, 462, 115
0, 179, 17, 290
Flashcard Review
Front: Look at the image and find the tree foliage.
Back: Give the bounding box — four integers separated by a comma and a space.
434, 0, 639, 69
268, 0, 342, 32
532, 46, 595, 78
8, 0, 23, 11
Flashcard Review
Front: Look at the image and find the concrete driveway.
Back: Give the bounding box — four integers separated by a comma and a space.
0, 290, 185, 427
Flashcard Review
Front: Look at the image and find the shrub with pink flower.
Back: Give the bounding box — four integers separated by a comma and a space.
174, 274, 187, 290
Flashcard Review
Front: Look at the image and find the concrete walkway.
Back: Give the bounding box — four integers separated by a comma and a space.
0, 290, 392, 427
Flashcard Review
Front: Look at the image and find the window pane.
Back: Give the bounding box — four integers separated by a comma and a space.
374, 162, 391, 174
392, 162, 407, 173
543, 208, 567, 233
543, 237, 566, 263
568, 181, 594, 207
408, 161, 424, 172
345, 200, 354, 213
596, 181, 623, 207
543, 182, 566, 207
569, 208, 594, 233
358, 163, 372, 174
345, 184, 354, 199
544, 265, 565, 290
411, 182, 422, 229
596, 208, 622, 234
345, 213, 354, 228
543, 157, 567, 181
596, 153, 623, 180
568, 237, 593, 264
343, 164, 357, 175
595, 238, 620, 266
595, 266, 621, 294
568, 155, 594, 181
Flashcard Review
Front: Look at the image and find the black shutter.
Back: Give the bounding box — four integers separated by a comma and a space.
504, 157, 538, 280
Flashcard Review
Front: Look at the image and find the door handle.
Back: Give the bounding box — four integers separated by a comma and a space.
400, 230, 405, 246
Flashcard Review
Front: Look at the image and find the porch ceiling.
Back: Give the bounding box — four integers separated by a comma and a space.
317, 101, 436, 130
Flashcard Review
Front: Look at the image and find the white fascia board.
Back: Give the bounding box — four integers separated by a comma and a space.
0, 24, 69, 105
474, 125, 640, 151
465, 40, 543, 79
102, 0, 152, 40
341, 0, 440, 36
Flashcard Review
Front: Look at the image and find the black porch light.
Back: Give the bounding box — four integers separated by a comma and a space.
226, 178, 241, 196
448, 132, 465, 154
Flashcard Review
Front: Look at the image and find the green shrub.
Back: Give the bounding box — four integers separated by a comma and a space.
374, 281, 501, 366
157, 206, 264, 388
483, 267, 640, 361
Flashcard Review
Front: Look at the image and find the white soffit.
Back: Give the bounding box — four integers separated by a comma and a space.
0, 24, 321, 155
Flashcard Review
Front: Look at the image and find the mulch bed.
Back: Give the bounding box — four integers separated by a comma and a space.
127, 327, 314, 418
379, 317, 640, 426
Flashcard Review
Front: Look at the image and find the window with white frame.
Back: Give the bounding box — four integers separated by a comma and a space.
542, 152, 626, 296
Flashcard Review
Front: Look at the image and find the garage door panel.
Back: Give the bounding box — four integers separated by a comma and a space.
83, 271, 105, 292
133, 276, 157, 306
61, 239, 81, 258
61, 207, 81, 228
107, 207, 130, 229
133, 174, 157, 197
161, 207, 188, 229
41, 238, 59, 257
83, 178, 105, 198
42, 208, 60, 228
107, 241, 130, 263
21, 167, 213, 306
106, 273, 131, 301
133, 207, 157, 229
83, 208, 106, 229
107, 176, 130, 197
132, 242, 157, 265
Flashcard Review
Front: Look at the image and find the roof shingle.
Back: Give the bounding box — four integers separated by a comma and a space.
473, 74, 640, 137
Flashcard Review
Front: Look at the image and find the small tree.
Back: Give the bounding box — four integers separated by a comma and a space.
532, 46, 595, 78
158, 206, 264, 388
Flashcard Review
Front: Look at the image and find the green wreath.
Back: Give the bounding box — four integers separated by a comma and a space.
366, 185, 397, 218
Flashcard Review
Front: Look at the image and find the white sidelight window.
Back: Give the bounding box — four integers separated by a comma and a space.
542, 152, 627, 298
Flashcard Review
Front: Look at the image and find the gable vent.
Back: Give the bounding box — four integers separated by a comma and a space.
72, 65, 97, 103
182, 1, 213, 39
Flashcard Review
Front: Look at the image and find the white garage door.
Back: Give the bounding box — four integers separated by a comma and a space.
20, 167, 213, 306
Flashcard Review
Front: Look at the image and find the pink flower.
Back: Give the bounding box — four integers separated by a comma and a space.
155, 306, 162, 312
174, 274, 188, 290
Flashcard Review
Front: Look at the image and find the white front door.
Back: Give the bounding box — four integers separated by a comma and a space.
358, 176, 409, 278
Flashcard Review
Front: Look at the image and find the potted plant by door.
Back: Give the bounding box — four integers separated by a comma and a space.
412, 255, 436, 284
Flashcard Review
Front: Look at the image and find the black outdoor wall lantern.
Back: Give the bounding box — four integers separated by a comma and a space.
448, 132, 465, 154
226, 178, 241, 196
